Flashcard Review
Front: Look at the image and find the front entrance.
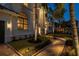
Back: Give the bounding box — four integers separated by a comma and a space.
0, 21, 5, 43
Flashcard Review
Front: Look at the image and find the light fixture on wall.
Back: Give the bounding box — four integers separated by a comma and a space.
7, 21, 12, 31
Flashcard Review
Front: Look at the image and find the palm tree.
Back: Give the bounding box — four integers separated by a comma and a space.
34, 3, 38, 41
69, 3, 79, 55
34, 3, 48, 41
53, 4, 65, 19
48, 7, 55, 34
48, 3, 66, 34
41, 4, 48, 34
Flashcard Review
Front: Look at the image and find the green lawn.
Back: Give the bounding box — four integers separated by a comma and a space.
8, 36, 51, 56
8, 39, 38, 56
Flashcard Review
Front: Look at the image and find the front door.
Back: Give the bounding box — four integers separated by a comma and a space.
0, 21, 5, 43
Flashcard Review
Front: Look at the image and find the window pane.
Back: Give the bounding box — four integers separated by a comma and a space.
17, 24, 20, 27
17, 19, 20, 23
18, 24, 23, 29
24, 25, 27, 30
18, 18, 23, 23
24, 19, 28, 24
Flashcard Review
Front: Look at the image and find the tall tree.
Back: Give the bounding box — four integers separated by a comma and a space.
48, 3, 66, 33
34, 3, 48, 40
53, 3, 65, 19
48, 7, 55, 33
34, 3, 38, 41
69, 3, 79, 55
41, 4, 48, 34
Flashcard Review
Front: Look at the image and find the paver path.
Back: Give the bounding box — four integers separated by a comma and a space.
0, 44, 18, 56
36, 37, 65, 56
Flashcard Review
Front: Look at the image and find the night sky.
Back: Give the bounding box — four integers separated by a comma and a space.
48, 3, 79, 21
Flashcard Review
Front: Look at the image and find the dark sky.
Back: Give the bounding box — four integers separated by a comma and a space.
48, 3, 79, 21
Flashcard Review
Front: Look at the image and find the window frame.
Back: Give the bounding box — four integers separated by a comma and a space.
17, 17, 28, 30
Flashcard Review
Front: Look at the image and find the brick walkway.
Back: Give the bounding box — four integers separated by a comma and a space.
0, 44, 19, 56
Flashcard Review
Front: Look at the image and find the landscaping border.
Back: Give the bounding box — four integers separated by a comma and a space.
6, 43, 23, 56
32, 43, 51, 56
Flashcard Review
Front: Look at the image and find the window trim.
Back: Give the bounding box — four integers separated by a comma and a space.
17, 17, 28, 31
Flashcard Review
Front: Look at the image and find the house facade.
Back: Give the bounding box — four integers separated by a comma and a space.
0, 3, 34, 43
0, 3, 49, 43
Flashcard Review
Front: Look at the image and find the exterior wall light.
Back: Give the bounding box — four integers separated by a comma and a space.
7, 21, 12, 31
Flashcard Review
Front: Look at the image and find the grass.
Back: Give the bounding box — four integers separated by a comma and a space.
8, 39, 38, 56
8, 36, 51, 56
9, 39, 36, 50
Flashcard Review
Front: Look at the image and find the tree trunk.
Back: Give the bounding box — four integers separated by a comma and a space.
52, 16, 56, 34
53, 22, 55, 34
43, 7, 45, 35
35, 24, 37, 41
70, 3, 79, 55
35, 3, 38, 41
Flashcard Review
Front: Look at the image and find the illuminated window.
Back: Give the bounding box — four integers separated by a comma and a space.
17, 17, 28, 30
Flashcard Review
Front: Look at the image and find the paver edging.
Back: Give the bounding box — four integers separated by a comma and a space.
6, 44, 23, 56
32, 43, 51, 56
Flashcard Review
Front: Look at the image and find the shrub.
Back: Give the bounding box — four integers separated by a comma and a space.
35, 35, 51, 50
28, 38, 42, 43
28, 35, 51, 50
35, 40, 51, 50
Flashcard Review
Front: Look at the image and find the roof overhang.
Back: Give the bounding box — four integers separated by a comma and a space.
0, 9, 27, 19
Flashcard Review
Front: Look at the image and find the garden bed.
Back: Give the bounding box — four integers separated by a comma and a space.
8, 35, 51, 56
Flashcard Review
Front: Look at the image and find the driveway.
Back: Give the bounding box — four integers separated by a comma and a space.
0, 44, 19, 56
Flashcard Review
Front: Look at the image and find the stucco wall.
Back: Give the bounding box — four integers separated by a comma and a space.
0, 12, 13, 43
0, 3, 34, 43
